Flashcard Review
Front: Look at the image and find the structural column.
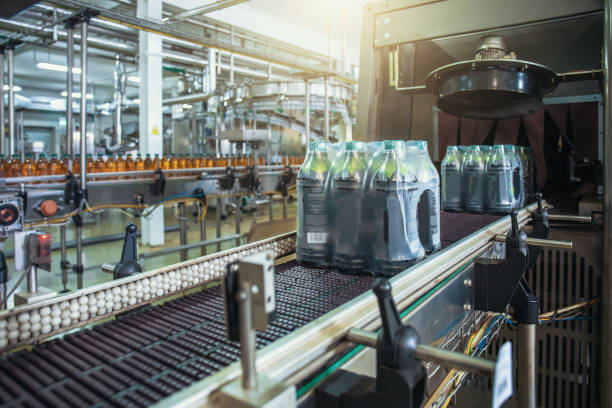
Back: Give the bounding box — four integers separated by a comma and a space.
602, 1, 612, 407
138, 0, 164, 246
0, 49, 4, 156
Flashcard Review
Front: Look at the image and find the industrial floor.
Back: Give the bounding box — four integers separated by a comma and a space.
2, 197, 297, 306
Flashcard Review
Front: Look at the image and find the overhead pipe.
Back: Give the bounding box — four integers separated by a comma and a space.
65, 20, 75, 158
163, 92, 212, 106
112, 55, 125, 147
163, 0, 249, 22
7, 43, 15, 156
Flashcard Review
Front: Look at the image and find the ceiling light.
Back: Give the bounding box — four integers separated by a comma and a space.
60, 91, 93, 100
2, 85, 21, 92
182, 104, 192, 109
133, 99, 140, 104
127, 76, 141, 83
37, 62, 81, 74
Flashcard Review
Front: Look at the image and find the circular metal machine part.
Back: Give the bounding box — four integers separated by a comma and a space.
0, 203, 19, 227
426, 59, 558, 119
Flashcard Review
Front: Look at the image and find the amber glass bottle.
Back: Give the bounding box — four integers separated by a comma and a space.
206, 155, 214, 168
36, 154, 49, 181
60, 154, 70, 174
0, 154, 5, 177
95, 154, 105, 173
116, 154, 126, 178
104, 155, 117, 179
160, 154, 170, 171
177, 154, 187, 169
169, 154, 178, 169
153, 154, 160, 170
7, 155, 20, 177
85, 154, 95, 174
144, 153, 153, 171
49, 154, 62, 175
257, 155, 266, 166
22, 154, 36, 177
73, 154, 81, 176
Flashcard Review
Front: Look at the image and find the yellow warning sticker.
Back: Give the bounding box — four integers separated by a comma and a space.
152, 126, 160, 135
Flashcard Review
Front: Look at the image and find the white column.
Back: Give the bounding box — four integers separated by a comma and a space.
138, 0, 164, 246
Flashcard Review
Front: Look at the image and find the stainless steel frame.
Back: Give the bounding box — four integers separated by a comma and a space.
160, 204, 537, 407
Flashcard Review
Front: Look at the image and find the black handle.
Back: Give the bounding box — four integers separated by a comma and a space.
373, 278, 402, 349
120, 223, 138, 264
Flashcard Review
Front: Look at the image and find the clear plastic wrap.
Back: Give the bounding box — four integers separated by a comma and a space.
364, 140, 425, 276
486, 145, 516, 214
407, 140, 441, 253
328, 141, 368, 271
462, 145, 487, 213
297, 142, 330, 266
441, 146, 463, 211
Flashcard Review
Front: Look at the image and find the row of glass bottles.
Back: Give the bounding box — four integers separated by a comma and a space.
0, 153, 305, 180
297, 140, 440, 277
441, 145, 537, 214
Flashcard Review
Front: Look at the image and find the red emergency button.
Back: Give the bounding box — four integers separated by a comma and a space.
40, 200, 58, 217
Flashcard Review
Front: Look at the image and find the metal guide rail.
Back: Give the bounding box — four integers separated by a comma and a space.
0, 206, 539, 407
0, 233, 297, 352
162, 205, 537, 407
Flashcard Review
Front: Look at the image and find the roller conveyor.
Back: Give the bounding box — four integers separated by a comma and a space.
0, 212, 505, 407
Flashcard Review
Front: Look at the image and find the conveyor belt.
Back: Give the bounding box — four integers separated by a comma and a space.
0, 212, 501, 407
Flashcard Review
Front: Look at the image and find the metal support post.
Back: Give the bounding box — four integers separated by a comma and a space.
178, 202, 188, 261
74, 215, 84, 289
27, 265, 37, 294
268, 195, 274, 221
237, 281, 257, 390
324, 75, 329, 141
60, 225, 68, 292
518, 324, 537, 408
235, 196, 241, 247
7, 45, 15, 156
66, 24, 74, 158
603, 1, 612, 406
304, 79, 310, 141
200, 203, 207, 256
216, 197, 222, 252
79, 18, 89, 191
282, 196, 287, 219
0, 49, 4, 156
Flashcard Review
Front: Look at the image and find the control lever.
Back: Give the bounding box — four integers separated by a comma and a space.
317, 279, 508, 408
112, 223, 143, 279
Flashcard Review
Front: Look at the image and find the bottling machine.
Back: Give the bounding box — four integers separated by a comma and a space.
0, 1, 607, 408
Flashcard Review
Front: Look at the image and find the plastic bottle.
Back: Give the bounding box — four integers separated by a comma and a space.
206, 155, 214, 168
257, 155, 266, 166
327, 141, 368, 272
153, 154, 160, 170
461, 146, 487, 213
191, 154, 201, 170
126, 154, 136, 178
518, 146, 536, 204
503, 145, 523, 209
94, 154, 105, 174
441, 146, 463, 211
364, 140, 424, 276
36, 154, 49, 181
49, 154, 62, 175
407, 140, 441, 253
296, 142, 331, 266
486, 145, 515, 214
22, 154, 36, 177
